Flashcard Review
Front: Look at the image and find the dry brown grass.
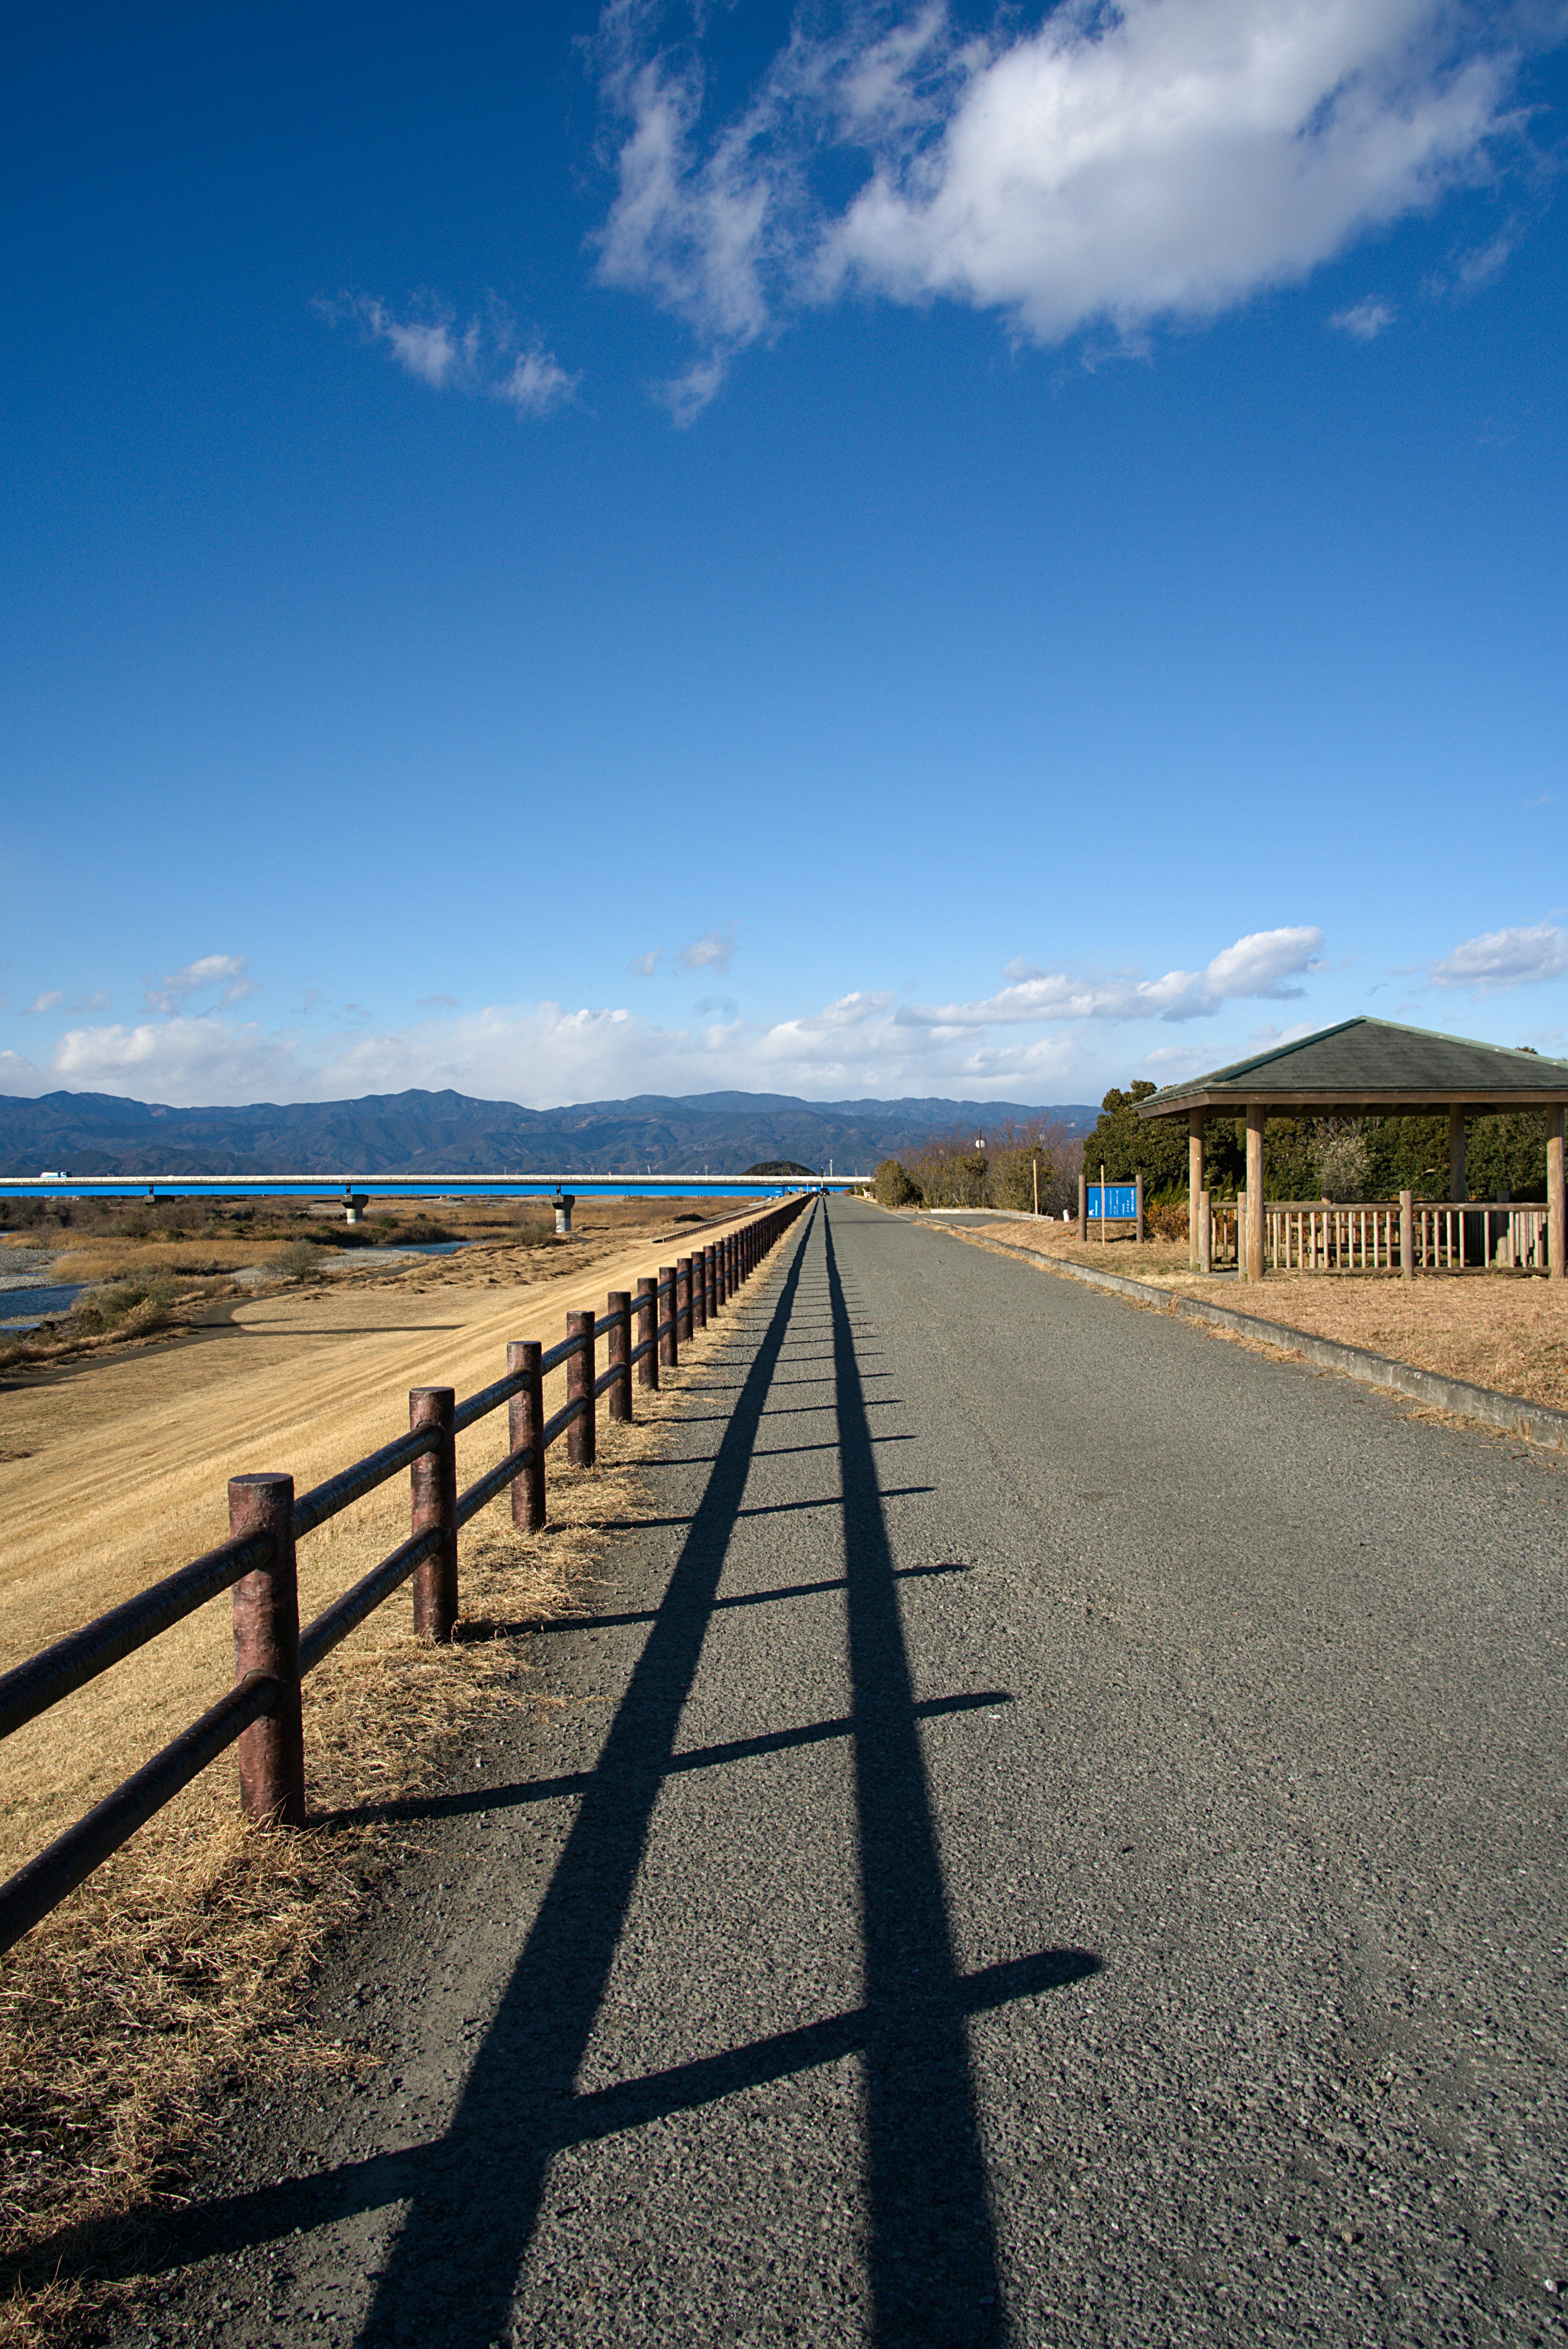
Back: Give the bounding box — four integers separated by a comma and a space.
0, 1207, 773, 1870
0, 1193, 744, 1374
962, 1217, 1568, 1417
0, 1258, 768, 2346
1170, 1271, 1568, 1413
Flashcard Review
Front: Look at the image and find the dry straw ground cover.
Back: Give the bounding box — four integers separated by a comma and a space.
938, 1215, 1568, 1417
0, 1205, 766, 2343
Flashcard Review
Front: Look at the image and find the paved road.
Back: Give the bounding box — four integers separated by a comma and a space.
132, 1197, 1568, 2345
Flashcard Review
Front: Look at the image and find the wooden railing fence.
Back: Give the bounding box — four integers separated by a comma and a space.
1262, 1199, 1548, 1275
0, 1197, 809, 1955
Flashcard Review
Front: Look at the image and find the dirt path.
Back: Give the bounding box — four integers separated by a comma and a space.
0, 1212, 762, 1879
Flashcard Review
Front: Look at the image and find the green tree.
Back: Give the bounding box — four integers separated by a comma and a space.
873, 1157, 922, 1207
1078, 1082, 1200, 1200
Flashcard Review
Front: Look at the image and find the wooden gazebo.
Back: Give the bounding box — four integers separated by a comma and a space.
1138, 1016, 1568, 1284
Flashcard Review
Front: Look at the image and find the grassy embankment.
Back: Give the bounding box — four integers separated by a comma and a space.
914, 1212, 1568, 1416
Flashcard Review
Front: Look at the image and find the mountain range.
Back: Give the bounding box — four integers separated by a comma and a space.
0, 1089, 1098, 1179
0, 1090, 1098, 1184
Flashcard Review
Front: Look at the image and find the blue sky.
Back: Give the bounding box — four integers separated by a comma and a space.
3, 0, 1566, 1109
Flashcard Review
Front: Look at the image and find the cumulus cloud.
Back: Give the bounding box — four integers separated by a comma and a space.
592, 0, 1531, 412
14, 930, 1319, 1105
904, 925, 1324, 1028
674, 926, 737, 974
1331, 296, 1396, 338
144, 955, 256, 1014
321, 294, 577, 417
1429, 920, 1568, 996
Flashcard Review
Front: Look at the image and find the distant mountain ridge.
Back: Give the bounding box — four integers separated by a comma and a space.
0, 1088, 1097, 1179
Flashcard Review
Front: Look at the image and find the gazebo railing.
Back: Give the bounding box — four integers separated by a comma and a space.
1262, 1199, 1547, 1274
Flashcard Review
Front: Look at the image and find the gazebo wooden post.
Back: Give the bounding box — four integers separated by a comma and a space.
1400, 1190, 1414, 1282
1449, 1108, 1466, 1203
1188, 1110, 1205, 1270
1549, 1107, 1566, 1285
1197, 1188, 1212, 1275
1244, 1104, 1265, 1282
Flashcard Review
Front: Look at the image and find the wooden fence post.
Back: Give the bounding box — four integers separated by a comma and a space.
676, 1256, 693, 1343
1548, 1109, 1565, 1284
1077, 1172, 1087, 1242
567, 1310, 595, 1467
508, 1340, 545, 1530
1245, 1105, 1265, 1283
1399, 1190, 1414, 1282
1198, 1189, 1212, 1275
1135, 1171, 1145, 1246
690, 1250, 707, 1333
637, 1277, 659, 1389
410, 1387, 458, 1640
607, 1291, 632, 1422
229, 1473, 305, 1827
704, 1246, 717, 1322
659, 1266, 678, 1368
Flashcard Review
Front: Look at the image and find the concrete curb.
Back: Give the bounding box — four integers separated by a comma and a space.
917, 1221, 1568, 1456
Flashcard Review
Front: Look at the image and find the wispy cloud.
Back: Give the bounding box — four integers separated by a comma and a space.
1430, 920, 1568, 996
591, 0, 1531, 415
22, 988, 109, 1016
144, 955, 255, 1014
1331, 296, 1396, 340
320, 294, 577, 417
674, 926, 737, 974
629, 949, 662, 977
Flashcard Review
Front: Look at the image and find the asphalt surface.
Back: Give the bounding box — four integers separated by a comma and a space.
120, 1196, 1568, 2346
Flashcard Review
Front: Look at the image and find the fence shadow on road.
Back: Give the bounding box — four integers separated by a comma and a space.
81, 1202, 1100, 2344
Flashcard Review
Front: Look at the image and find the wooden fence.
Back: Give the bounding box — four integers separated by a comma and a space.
0, 1196, 811, 1955
1261, 1199, 1548, 1274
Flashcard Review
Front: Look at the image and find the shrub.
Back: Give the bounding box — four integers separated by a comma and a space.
873, 1159, 922, 1208
274, 1240, 323, 1281
1314, 1123, 1372, 1202
67, 1270, 181, 1338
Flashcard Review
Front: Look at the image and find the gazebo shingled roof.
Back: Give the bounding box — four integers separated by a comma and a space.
1136, 1016, 1568, 1122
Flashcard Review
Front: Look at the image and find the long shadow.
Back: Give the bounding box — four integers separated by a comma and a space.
325, 1690, 1014, 1830
347, 1210, 821, 2344
68, 1206, 1102, 2329
74, 1950, 1096, 2285
824, 1205, 1011, 2345
518, 1558, 969, 1638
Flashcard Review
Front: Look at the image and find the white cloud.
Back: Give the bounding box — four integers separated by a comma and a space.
592, 0, 1530, 412
22, 988, 110, 1016
1331, 296, 1396, 338
11, 986, 1105, 1108
322, 295, 577, 416
629, 949, 662, 977
902, 925, 1324, 1028
1430, 920, 1568, 996
495, 347, 579, 417
144, 954, 255, 1014
674, 926, 737, 974
0, 923, 1390, 1106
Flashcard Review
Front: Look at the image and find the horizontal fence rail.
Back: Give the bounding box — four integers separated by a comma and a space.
0, 1197, 811, 1955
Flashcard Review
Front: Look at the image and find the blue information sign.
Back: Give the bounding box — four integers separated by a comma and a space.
1087, 1183, 1138, 1220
